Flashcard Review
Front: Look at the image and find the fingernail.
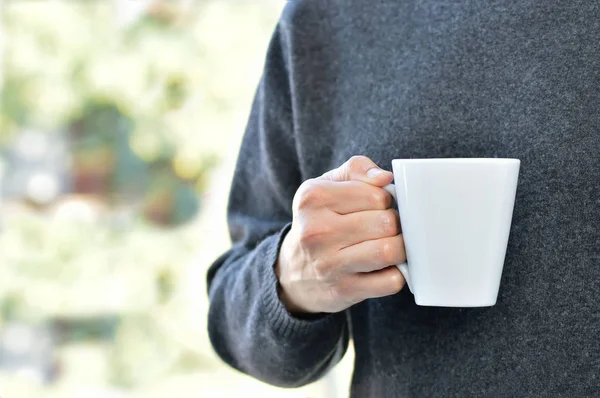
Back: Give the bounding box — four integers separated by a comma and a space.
367, 168, 384, 178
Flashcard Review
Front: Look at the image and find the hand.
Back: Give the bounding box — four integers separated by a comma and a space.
276, 156, 406, 314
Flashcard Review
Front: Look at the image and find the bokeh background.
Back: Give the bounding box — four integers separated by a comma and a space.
0, 1, 354, 397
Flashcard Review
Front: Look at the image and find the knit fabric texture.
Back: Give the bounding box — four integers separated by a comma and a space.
207, 1, 600, 396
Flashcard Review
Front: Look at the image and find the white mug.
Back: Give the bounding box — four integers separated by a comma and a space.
384, 158, 520, 307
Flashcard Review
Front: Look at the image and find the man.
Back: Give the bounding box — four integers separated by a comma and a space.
207, 1, 600, 396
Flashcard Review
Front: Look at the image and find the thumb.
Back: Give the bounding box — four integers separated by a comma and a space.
319, 155, 393, 187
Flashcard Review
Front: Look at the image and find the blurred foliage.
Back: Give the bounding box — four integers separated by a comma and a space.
0, 213, 189, 319
0, 207, 217, 389
0, 0, 290, 395
1, 0, 279, 225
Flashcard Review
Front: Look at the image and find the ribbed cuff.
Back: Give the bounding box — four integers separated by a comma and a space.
261, 223, 346, 342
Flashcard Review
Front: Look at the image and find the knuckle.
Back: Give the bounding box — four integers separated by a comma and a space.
313, 258, 334, 280
295, 180, 327, 209
389, 269, 405, 294
370, 189, 389, 209
297, 221, 329, 248
297, 225, 317, 246
377, 240, 395, 263
381, 211, 400, 235
347, 155, 369, 173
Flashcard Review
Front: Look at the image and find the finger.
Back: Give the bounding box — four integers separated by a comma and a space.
335, 209, 401, 248
309, 180, 393, 214
337, 235, 406, 273
336, 266, 405, 302
319, 155, 393, 187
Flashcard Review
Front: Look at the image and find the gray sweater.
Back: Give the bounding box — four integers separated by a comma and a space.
207, 1, 600, 396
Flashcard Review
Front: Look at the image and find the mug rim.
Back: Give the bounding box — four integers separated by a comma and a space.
392, 158, 520, 164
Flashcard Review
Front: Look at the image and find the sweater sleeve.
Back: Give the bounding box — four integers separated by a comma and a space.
206, 19, 349, 388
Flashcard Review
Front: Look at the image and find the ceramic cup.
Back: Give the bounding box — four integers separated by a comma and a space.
384, 158, 520, 307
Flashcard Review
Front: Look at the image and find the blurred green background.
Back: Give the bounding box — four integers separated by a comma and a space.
0, 0, 353, 397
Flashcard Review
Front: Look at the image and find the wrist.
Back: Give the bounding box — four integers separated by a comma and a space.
275, 232, 312, 314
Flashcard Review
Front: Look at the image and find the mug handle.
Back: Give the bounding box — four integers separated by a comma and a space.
382, 184, 411, 292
